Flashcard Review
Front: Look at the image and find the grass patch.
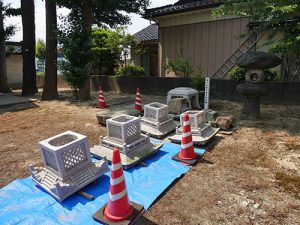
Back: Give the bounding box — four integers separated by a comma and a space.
37, 71, 44, 76
275, 172, 300, 199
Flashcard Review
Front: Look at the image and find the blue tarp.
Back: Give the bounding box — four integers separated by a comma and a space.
0, 142, 205, 225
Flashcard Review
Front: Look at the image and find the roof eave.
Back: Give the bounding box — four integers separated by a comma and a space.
139, 40, 159, 44
143, 2, 223, 19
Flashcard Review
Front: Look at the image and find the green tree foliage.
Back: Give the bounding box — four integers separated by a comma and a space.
91, 28, 122, 74
118, 28, 143, 66
0, 3, 20, 41
91, 27, 142, 74
36, 39, 46, 62
213, 0, 300, 57
58, 9, 92, 99
57, 0, 149, 28
56, 0, 149, 99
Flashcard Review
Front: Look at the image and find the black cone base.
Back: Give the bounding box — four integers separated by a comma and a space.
93, 201, 144, 225
172, 153, 202, 165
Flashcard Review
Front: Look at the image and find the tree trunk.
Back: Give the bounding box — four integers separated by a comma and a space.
0, 2, 11, 93
78, 2, 92, 101
42, 0, 58, 100
21, 0, 37, 96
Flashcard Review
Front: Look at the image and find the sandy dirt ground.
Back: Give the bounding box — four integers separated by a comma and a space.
0, 90, 299, 225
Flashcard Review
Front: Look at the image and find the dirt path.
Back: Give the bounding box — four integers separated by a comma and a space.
0, 92, 299, 224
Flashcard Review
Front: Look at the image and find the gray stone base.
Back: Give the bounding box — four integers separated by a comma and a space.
169, 127, 219, 146
96, 106, 141, 126
29, 160, 109, 202
91, 142, 163, 169
141, 121, 177, 139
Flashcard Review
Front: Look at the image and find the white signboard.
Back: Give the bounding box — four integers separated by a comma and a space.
204, 78, 210, 111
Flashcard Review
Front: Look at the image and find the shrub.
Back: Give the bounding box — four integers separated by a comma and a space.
190, 67, 205, 104
228, 66, 280, 81
191, 67, 205, 91
264, 69, 280, 81
116, 65, 146, 77
228, 66, 247, 81
164, 49, 193, 78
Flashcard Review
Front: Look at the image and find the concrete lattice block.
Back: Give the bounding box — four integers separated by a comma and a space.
29, 131, 109, 202
141, 102, 177, 139
169, 110, 220, 145
180, 110, 205, 129
101, 115, 150, 155
144, 102, 169, 123
177, 110, 211, 136
107, 115, 142, 144
91, 114, 163, 169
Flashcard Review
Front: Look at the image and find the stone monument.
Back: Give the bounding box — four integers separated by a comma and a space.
236, 51, 281, 119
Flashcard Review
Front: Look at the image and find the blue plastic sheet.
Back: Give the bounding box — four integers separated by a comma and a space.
0, 142, 205, 225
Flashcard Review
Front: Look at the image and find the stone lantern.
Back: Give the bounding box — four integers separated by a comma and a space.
236, 51, 281, 119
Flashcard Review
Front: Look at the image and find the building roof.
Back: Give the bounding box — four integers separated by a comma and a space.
134, 24, 158, 42
144, 0, 224, 18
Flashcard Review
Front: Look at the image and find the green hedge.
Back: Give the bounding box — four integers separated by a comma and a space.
116, 65, 146, 77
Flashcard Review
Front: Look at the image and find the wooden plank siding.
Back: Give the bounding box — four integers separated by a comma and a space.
159, 17, 250, 77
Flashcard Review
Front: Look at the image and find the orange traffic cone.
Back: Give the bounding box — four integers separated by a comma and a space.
98, 85, 106, 109
93, 148, 144, 224
172, 113, 201, 165
134, 88, 142, 112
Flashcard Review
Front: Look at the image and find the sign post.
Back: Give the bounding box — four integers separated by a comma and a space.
204, 78, 210, 111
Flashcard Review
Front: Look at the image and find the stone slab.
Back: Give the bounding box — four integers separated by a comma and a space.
169, 127, 220, 146
90, 142, 163, 169
0, 94, 35, 107
96, 104, 142, 126
141, 123, 177, 139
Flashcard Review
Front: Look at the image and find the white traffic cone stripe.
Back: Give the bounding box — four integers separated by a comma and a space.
109, 189, 127, 202
99, 99, 105, 102
181, 141, 193, 149
182, 131, 192, 138
135, 102, 142, 106
110, 175, 125, 185
183, 121, 190, 126
111, 162, 122, 171
136, 97, 141, 101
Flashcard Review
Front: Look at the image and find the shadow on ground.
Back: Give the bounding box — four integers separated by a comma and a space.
137, 216, 159, 225
0, 102, 39, 115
